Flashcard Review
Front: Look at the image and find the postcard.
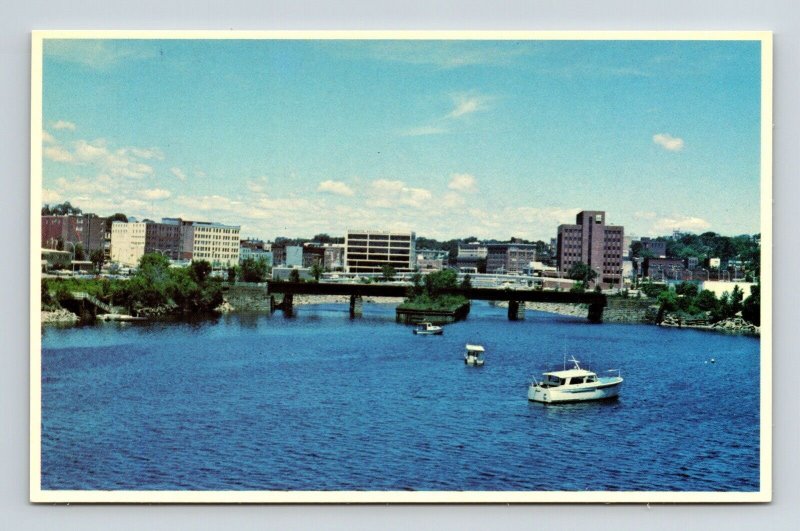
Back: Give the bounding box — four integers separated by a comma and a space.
31, 31, 772, 503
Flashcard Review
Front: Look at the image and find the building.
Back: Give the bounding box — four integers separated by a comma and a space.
180, 220, 241, 268
643, 257, 686, 280
637, 237, 667, 258
145, 219, 182, 259
41, 214, 106, 254
344, 229, 416, 274
456, 242, 488, 271
323, 244, 345, 271
302, 245, 325, 268
110, 221, 147, 267
240, 239, 272, 265
556, 210, 624, 288
417, 249, 449, 271
485, 243, 536, 274
285, 246, 304, 267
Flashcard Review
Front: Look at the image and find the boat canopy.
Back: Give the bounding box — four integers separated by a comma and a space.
542, 368, 595, 378
465, 344, 485, 353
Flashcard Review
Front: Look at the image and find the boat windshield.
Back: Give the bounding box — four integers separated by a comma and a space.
546, 375, 563, 386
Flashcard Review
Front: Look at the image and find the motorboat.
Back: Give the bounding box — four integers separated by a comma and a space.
528, 356, 622, 403
413, 322, 443, 335
464, 344, 485, 366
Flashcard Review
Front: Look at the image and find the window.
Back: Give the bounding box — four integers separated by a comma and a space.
570, 377, 585, 385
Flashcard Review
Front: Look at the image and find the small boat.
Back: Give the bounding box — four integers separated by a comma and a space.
528, 356, 622, 403
413, 322, 443, 335
464, 344, 485, 366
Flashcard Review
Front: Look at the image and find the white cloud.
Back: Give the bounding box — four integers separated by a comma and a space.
653, 133, 685, 152
400, 125, 447, 137
634, 210, 658, 219
171, 167, 188, 181
651, 215, 710, 233
441, 192, 466, 208
448, 93, 490, 119
52, 120, 76, 131
448, 173, 477, 192
141, 188, 171, 200
46, 138, 155, 178
368, 179, 432, 208
317, 180, 355, 197
130, 147, 164, 160
42, 130, 57, 144
357, 41, 530, 69
44, 145, 74, 162
42, 188, 61, 203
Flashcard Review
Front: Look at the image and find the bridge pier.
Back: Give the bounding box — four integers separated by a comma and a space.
508, 300, 525, 321
349, 295, 363, 318
587, 302, 604, 323
281, 294, 294, 316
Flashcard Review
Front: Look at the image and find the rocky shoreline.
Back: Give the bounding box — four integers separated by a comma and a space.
291, 295, 406, 306
493, 300, 588, 318
659, 314, 760, 336
41, 308, 79, 324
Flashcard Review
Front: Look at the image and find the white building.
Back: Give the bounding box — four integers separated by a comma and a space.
181, 221, 241, 268
110, 221, 147, 267
344, 229, 416, 274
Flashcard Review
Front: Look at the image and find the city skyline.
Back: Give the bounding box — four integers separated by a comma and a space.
41, 37, 763, 241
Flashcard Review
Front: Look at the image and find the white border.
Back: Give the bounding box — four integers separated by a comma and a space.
30, 30, 773, 504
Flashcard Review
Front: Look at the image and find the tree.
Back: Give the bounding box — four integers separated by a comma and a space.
189, 260, 212, 283
570, 281, 586, 293
730, 285, 744, 315
240, 257, 269, 283
476, 257, 487, 274
74, 243, 85, 261
567, 262, 598, 284
695, 290, 719, 312
675, 281, 699, 298
460, 274, 472, 289
90, 249, 105, 272
227, 267, 237, 283
742, 284, 760, 326
310, 262, 323, 282
424, 269, 458, 297
289, 268, 301, 283
380, 264, 396, 282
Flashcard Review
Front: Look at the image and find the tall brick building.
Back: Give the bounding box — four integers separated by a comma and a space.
556, 210, 624, 288
41, 214, 106, 254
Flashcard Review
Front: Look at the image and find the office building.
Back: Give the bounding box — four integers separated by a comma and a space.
344, 229, 416, 274
41, 214, 106, 254
485, 243, 536, 274
556, 210, 624, 288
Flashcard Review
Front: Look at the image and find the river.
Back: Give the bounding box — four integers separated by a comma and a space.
40, 301, 760, 491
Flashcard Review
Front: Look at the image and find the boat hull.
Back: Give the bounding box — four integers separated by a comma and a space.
528, 378, 623, 403
413, 330, 443, 335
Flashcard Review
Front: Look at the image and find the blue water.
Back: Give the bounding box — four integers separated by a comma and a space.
40, 302, 760, 491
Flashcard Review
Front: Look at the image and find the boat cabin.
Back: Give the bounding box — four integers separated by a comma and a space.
539, 369, 597, 388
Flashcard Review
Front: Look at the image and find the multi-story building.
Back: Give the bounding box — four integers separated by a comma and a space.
302, 245, 325, 268
145, 220, 182, 260
344, 229, 416, 274
485, 243, 536, 274
240, 239, 272, 265
41, 214, 106, 254
110, 221, 147, 267
556, 210, 624, 288
323, 244, 345, 271
180, 221, 241, 268
285, 246, 304, 267
637, 237, 667, 258
643, 257, 686, 280
417, 249, 449, 271
456, 242, 488, 271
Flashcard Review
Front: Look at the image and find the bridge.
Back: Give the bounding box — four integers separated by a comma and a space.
265, 282, 607, 322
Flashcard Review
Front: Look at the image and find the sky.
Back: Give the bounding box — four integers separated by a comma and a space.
40, 38, 763, 241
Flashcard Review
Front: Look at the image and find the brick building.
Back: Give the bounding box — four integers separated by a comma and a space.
556, 210, 624, 288
485, 243, 536, 274
41, 214, 106, 254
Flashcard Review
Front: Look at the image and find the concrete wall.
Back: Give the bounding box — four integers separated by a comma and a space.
602, 298, 660, 323
223, 284, 271, 312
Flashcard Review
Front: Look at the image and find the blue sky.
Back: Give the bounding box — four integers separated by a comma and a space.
41, 38, 762, 241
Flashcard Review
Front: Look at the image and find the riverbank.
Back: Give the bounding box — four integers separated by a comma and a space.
659, 314, 760, 336
292, 295, 406, 306
493, 300, 588, 318
41, 309, 79, 324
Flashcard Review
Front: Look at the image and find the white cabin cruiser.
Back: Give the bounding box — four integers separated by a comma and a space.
528, 357, 622, 403
413, 322, 443, 335
464, 344, 485, 366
